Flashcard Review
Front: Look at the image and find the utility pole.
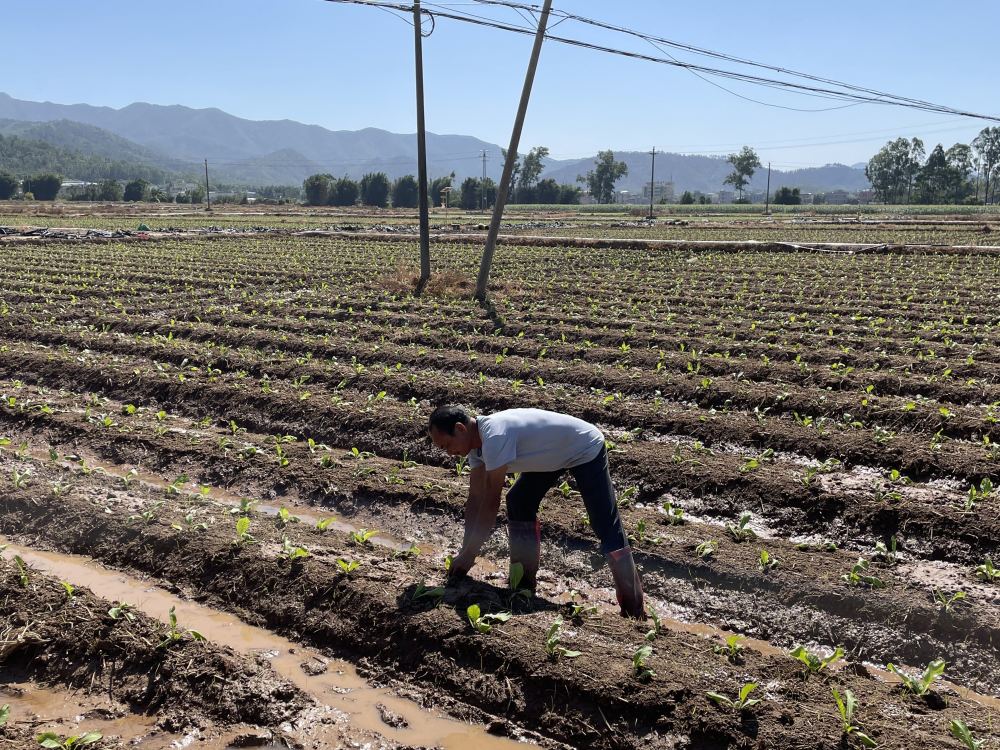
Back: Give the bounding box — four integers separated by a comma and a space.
480, 150, 488, 212
204, 159, 211, 211
764, 161, 771, 214
475, 0, 552, 301
413, 0, 431, 288
648, 147, 656, 219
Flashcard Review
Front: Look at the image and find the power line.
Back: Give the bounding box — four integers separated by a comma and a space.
321, 0, 1000, 124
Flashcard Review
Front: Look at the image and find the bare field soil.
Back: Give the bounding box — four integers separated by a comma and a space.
0, 214, 998, 749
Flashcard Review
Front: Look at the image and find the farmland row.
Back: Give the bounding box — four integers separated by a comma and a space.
1, 448, 997, 750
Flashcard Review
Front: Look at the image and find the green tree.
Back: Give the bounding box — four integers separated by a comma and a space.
459, 176, 481, 210
557, 183, 581, 204
973, 127, 1000, 204
428, 174, 454, 207
96, 180, 123, 201
723, 146, 761, 201
535, 177, 559, 204
123, 179, 148, 202
302, 173, 331, 206
23, 173, 62, 201
360, 172, 390, 207
188, 184, 205, 204
392, 175, 419, 208
578, 150, 628, 204
517, 146, 549, 194
773, 186, 801, 205
330, 176, 359, 206
944, 143, 973, 201
0, 171, 18, 199
866, 137, 924, 203
679, 190, 694, 204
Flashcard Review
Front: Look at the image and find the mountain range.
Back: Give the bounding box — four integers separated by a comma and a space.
0, 92, 870, 193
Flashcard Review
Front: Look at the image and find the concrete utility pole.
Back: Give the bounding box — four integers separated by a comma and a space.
475, 0, 553, 301
480, 150, 488, 212
648, 147, 656, 219
764, 162, 771, 214
204, 159, 211, 212
413, 0, 431, 288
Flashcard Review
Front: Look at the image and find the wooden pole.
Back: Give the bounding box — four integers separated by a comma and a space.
413, 0, 431, 286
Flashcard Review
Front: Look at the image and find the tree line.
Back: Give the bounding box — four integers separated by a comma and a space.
866, 127, 1000, 204
301, 148, 640, 207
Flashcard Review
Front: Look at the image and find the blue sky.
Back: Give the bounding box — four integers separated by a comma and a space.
6, 1, 998, 167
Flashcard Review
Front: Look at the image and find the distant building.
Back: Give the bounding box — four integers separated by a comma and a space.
642, 181, 675, 203
717, 189, 735, 204
856, 189, 875, 204
824, 189, 850, 204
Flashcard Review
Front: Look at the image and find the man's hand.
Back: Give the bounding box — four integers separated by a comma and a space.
447, 548, 477, 581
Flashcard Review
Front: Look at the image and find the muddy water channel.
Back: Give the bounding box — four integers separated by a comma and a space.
0, 538, 535, 750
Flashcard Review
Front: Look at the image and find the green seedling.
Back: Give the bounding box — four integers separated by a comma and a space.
337, 558, 360, 575
281, 537, 311, 561
36, 731, 104, 748
396, 543, 421, 558
0, 704, 7, 726
11, 468, 31, 489
60, 581, 75, 600
545, 616, 582, 660
158, 606, 206, 649
455, 455, 470, 476
350, 528, 378, 545
164, 474, 188, 496
411, 581, 445, 606
966, 478, 993, 511
832, 688, 877, 748
759, 549, 778, 571
108, 602, 136, 622
645, 605, 663, 641
276, 506, 299, 527
713, 634, 745, 663
695, 540, 717, 559
234, 516, 254, 545
274, 443, 290, 467
467, 604, 511, 634
661, 500, 685, 525
740, 449, 774, 473
508, 562, 532, 602
841, 558, 885, 588
887, 658, 946, 696
933, 589, 966, 612
13, 555, 30, 587
567, 590, 598, 620
949, 719, 985, 750
873, 536, 900, 565
315, 516, 336, 531
171, 511, 207, 533
726, 512, 756, 542
120, 468, 138, 488
707, 682, 760, 711
229, 498, 256, 515
974, 556, 1000, 582
789, 645, 845, 674
632, 644, 655, 681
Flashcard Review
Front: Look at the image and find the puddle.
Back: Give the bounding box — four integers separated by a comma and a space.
0, 538, 533, 749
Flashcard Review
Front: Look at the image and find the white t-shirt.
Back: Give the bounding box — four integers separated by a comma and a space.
467, 408, 605, 473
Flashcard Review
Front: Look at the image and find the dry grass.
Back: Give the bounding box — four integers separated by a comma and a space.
379, 265, 516, 298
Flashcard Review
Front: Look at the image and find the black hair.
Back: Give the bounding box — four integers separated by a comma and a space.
428, 404, 472, 435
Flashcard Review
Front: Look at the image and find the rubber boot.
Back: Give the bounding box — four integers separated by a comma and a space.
508, 519, 541, 592
607, 546, 645, 619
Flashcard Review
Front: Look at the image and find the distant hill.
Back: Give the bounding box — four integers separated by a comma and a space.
0, 131, 178, 184
0, 93, 873, 192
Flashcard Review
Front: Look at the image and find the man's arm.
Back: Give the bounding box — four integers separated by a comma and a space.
450, 464, 508, 576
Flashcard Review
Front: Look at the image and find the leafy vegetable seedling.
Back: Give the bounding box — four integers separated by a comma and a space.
759, 549, 778, 571
661, 501, 685, 525
832, 688, 877, 748
841, 558, 885, 588
726, 512, 756, 542
411, 581, 445, 607
544, 616, 582, 660
789, 645, 845, 675
158, 605, 206, 649
281, 537, 310, 561
315, 516, 336, 531
632, 645, 655, 681
0, 703, 8, 726
276, 507, 299, 527
350, 528, 378, 546
974, 556, 1000, 582
467, 604, 511, 634
932, 589, 966, 612
713, 635, 745, 663
36, 731, 104, 748
887, 658, 945, 696
706, 683, 761, 711
108, 602, 136, 622
337, 558, 360, 575
234, 516, 253, 545
694, 540, 717, 559
949, 719, 985, 750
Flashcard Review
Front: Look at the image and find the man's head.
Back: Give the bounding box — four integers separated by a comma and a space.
428, 404, 476, 456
